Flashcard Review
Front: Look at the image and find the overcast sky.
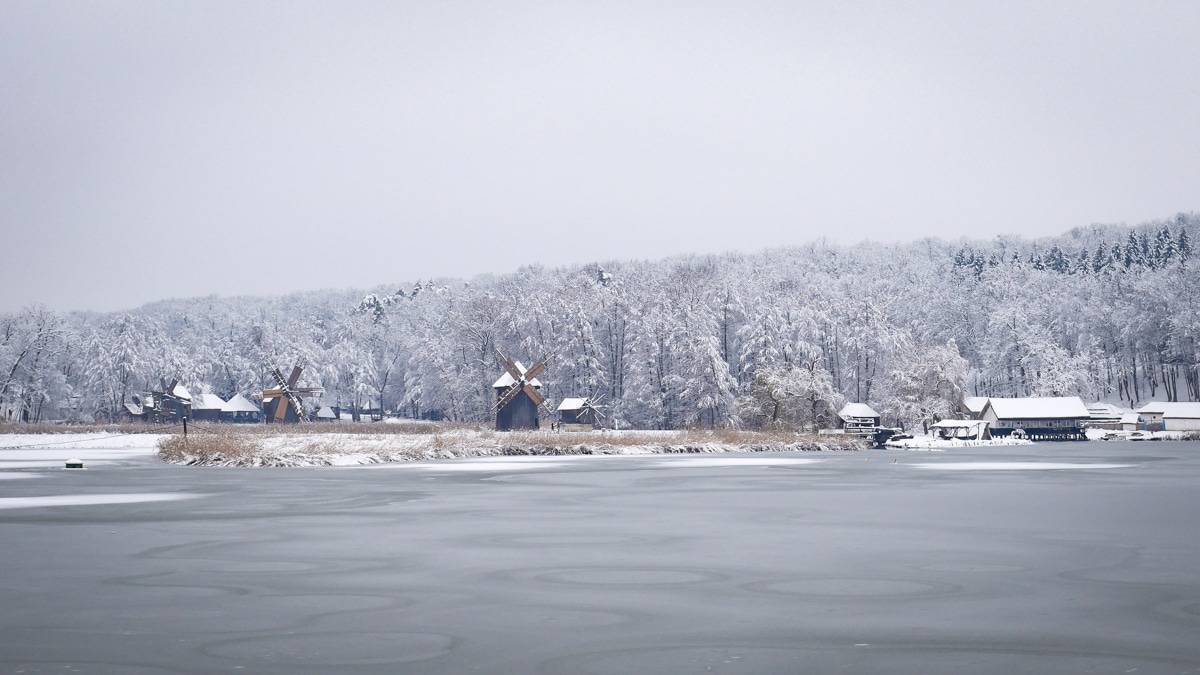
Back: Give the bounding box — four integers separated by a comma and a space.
2, 1, 1198, 312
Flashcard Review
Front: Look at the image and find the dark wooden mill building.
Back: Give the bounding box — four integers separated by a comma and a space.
493, 353, 547, 431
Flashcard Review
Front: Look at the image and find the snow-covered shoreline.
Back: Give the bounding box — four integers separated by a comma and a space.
157, 430, 866, 468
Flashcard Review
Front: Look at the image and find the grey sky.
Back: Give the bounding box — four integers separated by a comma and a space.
2, 1, 1198, 312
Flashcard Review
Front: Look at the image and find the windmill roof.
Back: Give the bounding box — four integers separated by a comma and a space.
839, 403, 879, 419
556, 397, 589, 411
194, 393, 226, 410
985, 396, 1089, 419
492, 361, 543, 389
222, 393, 261, 413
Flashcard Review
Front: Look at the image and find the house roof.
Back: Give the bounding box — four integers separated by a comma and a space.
222, 393, 261, 413
1120, 412, 1141, 424
194, 393, 226, 411
962, 396, 989, 414
1138, 401, 1200, 418
123, 402, 143, 416
316, 405, 336, 418
556, 397, 588, 411
1087, 402, 1128, 420
171, 383, 192, 401
492, 361, 543, 389
839, 403, 879, 419
985, 396, 1089, 419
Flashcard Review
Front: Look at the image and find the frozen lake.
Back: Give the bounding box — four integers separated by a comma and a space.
2, 439, 1200, 674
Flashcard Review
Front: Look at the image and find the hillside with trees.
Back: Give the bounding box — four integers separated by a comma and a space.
3, 213, 1198, 429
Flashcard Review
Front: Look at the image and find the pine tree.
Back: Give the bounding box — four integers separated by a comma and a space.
1179, 229, 1192, 261
1092, 242, 1108, 274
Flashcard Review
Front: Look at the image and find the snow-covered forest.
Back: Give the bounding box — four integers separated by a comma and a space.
3, 214, 1198, 429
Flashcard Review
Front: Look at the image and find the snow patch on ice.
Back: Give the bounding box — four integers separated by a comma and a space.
911, 462, 1133, 472
0, 493, 209, 510
0, 471, 43, 480
652, 457, 821, 468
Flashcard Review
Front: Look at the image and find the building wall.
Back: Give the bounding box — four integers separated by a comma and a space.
496, 391, 539, 431
1165, 418, 1200, 431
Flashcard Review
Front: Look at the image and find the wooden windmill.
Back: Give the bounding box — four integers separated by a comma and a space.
131, 378, 192, 422
262, 364, 323, 423
556, 394, 606, 431
492, 350, 550, 431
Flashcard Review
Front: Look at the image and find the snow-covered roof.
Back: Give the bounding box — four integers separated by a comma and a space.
1138, 402, 1200, 418
222, 393, 261, 413
962, 396, 989, 414
1086, 402, 1128, 420
985, 396, 1089, 419
171, 383, 191, 401
1132, 398, 1200, 415
1120, 412, 1141, 424
839, 403, 879, 419
556, 397, 588, 411
193, 393, 226, 411
931, 419, 990, 429
492, 361, 543, 389
124, 402, 143, 416
316, 405, 336, 418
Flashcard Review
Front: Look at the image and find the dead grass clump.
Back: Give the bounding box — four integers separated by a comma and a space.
157, 429, 263, 464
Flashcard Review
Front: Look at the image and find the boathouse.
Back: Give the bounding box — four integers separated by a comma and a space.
979, 396, 1089, 440
838, 403, 880, 435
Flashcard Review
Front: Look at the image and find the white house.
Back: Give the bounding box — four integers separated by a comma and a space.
838, 403, 880, 435
979, 396, 1090, 440
1138, 402, 1200, 431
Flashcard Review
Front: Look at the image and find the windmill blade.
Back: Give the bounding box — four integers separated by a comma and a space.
523, 383, 545, 407
492, 383, 521, 412
286, 365, 303, 388
271, 368, 288, 388
290, 392, 309, 422
523, 360, 547, 382
495, 349, 523, 382
272, 396, 289, 421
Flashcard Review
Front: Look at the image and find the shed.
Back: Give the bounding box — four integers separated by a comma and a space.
1119, 412, 1141, 432
315, 405, 337, 422
980, 396, 1089, 440
930, 419, 992, 441
1086, 402, 1129, 430
838, 403, 880, 435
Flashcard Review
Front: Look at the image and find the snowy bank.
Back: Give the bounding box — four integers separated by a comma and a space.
884, 435, 1034, 450
158, 429, 865, 467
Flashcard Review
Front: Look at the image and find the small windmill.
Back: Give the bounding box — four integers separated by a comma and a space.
262, 364, 323, 423
556, 393, 606, 431
492, 349, 550, 431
